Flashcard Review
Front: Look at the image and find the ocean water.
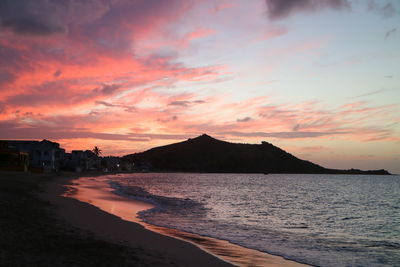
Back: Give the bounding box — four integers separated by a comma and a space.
107, 173, 400, 267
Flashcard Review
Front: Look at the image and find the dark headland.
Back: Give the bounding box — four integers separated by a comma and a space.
123, 134, 390, 175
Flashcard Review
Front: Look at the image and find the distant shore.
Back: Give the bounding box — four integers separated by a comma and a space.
0, 170, 311, 266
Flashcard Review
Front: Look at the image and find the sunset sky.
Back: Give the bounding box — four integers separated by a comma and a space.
0, 0, 399, 173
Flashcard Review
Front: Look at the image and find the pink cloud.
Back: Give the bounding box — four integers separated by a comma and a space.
0, 0, 399, 173
1, 94, 398, 156
255, 26, 289, 41
212, 2, 237, 13
179, 28, 216, 48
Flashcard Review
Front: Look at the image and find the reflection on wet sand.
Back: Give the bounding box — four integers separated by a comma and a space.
65, 176, 309, 267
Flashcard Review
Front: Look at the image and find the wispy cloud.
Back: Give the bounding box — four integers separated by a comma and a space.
368, 1, 398, 18
385, 28, 397, 39
352, 88, 391, 98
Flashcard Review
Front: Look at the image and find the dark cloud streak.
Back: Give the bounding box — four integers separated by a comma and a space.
237, 117, 252, 122
0, 121, 195, 142
169, 100, 191, 107
0, 121, 148, 142
94, 100, 136, 112
95, 101, 118, 107
98, 84, 122, 95
53, 70, 62, 77
169, 100, 205, 107
220, 130, 350, 139
0, 0, 66, 35
385, 28, 397, 39
0, 102, 5, 113
265, 0, 350, 20
353, 88, 391, 98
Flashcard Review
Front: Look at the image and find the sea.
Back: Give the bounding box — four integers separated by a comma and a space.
90, 173, 399, 266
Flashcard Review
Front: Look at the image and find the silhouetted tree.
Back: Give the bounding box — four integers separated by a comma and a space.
92, 146, 102, 157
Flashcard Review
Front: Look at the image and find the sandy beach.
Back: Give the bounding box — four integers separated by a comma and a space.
1, 171, 309, 267
1, 171, 167, 266
43, 173, 235, 267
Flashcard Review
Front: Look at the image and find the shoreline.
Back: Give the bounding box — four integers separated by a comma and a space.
42, 173, 235, 267
1, 171, 182, 266
62, 174, 310, 267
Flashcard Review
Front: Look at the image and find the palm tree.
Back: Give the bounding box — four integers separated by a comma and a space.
92, 146, 102, 157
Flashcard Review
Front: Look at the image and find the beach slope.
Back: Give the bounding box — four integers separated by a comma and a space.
0, 171, 232, 267
43, 174, 234, 267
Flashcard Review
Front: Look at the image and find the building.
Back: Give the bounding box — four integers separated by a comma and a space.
101, 156, 120, 172
62, 150, 100, 172
0, 141, 29, 172
2, 140, 65, 172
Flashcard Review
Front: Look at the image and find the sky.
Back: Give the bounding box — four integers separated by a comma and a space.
0, 0, 399, 173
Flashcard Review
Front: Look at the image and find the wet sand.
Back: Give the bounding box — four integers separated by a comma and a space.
63, 175, 310, 267
41, 174, 232, 267
0, 171, 178, 266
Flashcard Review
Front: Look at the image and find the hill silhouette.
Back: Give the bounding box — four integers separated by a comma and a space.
123, 134, 390, 174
